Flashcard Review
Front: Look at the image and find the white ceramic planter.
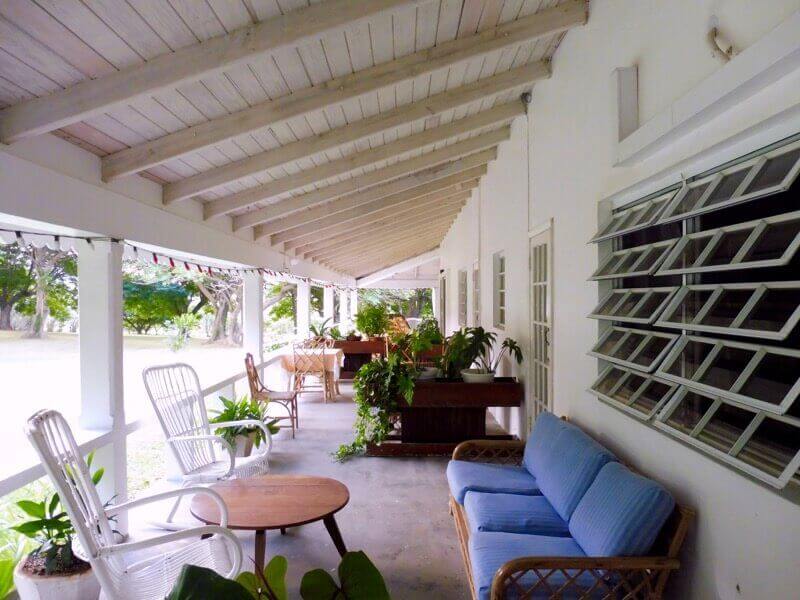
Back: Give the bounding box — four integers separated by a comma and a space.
416, 367, 439, 380
14, 560, 100, 600
233, 432, 257, 457
461, 369, 495, 383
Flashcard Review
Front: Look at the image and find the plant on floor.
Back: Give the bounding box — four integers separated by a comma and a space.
168, 551, 391, 600
11, 452, 108, 577
334, 353, 415, 461
354, 304, 389, 339
209, 396, 280, 452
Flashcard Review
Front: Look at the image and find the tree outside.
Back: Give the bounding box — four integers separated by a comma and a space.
358, 288, 433, 319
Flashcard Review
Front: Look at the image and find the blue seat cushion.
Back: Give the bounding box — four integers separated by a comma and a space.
464, 492, 570, 536
534, 423, 616, 521
469, 531, 598, 600
447, 460, 540, 505
522, 412, 569, 478
570, 462, 675, 557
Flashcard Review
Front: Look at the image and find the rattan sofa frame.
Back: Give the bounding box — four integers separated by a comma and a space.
449, 439, 694, 600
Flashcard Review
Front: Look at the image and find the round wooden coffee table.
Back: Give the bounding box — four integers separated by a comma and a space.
190, 475, 350, 573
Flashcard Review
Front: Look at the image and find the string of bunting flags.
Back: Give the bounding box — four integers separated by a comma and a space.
0, 227, 356, 292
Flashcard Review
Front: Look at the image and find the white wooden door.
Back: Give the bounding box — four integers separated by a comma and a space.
528, 227, 553, 430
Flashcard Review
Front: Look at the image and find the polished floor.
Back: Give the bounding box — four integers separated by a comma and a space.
131, 384, 470, 599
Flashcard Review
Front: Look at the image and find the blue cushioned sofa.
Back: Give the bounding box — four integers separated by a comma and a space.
447, 412, 693, 600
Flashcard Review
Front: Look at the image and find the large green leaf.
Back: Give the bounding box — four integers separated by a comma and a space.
168, 565, 253, 600
16, 500, 45, 519
338, 552, 390, 600
234, 572, 260, 598
11, 520, 47, 537
0, 559, 15, 599
300, 569, 342, 600
263, 555, 288, 600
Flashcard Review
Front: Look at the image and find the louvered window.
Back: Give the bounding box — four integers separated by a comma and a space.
589, 133, 800, 490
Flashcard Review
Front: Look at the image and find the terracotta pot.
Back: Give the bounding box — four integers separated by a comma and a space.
14, 560, 100, 600
460, 368, 495, 383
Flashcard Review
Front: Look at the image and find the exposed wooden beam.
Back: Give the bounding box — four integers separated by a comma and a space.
301, 200, 465, 259
219, 125, 507, 224
252, 151, 492, 239
163, 64, 543, 202
264, 162, 489, 244
201, 105, 518, 218
326, 233, 449, 273
0, 0, 417, 143
307, 206, 463, 261
290, 190, 471, 254
101, 0, 585, 179
356, 249, 441, 287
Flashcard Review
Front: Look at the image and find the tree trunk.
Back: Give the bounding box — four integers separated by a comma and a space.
0, 304, 12, 330
27, 269, 49, 339
228, 287, 243, 345
207, 302, 228, 342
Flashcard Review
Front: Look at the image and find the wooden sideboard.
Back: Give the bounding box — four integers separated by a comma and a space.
333, 339, 387, 379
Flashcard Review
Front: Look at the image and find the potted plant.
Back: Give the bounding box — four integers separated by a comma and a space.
354, 304, 389, 341
11, 453, 109, 600
345, 330, 362, 342
460, 327, 523, 383
393, 318, 443, 380
209, 395, 279, 456
309, 317, 333, 343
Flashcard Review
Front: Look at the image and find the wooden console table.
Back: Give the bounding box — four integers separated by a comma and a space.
367, 377, 524, 457
333, 339, 386, 379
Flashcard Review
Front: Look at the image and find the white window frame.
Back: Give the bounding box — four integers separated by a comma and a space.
656, 209, 800, 276
656, 282, 800, 341
590, 239, 677, 281
589, 364, 678, 422
493, 251, 506, 329
655, 387, 800, 489
657, 139, 800, 224
589, 326, 679, 373
588, 287, 678, 324
472, 260, 480, 326
656, 334, 800, 416
457, 269, 467, 327
590, 189, 677, 243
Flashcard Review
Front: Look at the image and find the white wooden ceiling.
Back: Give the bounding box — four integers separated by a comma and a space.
0, 0, 586, 277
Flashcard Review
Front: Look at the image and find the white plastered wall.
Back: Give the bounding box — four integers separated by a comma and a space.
438, 1, 800, 597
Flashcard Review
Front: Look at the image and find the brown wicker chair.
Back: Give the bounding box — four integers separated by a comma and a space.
449, 440, 694, 600
245, 352, 298, 438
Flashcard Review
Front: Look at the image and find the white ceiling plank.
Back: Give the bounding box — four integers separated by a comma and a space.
98, 0, 584, 179
205, 107, 517, 218
163, 62, 539, 202
0, 0, 417, 142
356, 248, 440, 286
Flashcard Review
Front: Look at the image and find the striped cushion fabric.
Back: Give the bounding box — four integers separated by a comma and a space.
534, 423, 616, 521
569, 462, 675, 556
522, 411, 569, 477
464, 492, 570, 536
446, 460, 540, 504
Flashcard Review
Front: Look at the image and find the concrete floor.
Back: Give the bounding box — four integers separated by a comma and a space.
131, 384, 470, 599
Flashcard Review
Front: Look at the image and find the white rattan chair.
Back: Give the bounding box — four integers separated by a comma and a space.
142, 363, 272, 528
25, 409, 243, 600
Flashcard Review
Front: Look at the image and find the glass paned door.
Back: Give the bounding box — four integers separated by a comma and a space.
529, 227, 553, 429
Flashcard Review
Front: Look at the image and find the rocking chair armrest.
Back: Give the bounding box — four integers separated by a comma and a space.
452, 439, 526, 464
167, 434, 236, 479
209, 419, 274, 455
490, 556, 681, 600
96, 524, 243, 578
105, 486, 230, 526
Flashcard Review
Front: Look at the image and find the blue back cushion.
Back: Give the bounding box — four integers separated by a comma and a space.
535, 423, 616, 521
522, 412, 568, 477
569, 462, 675, 556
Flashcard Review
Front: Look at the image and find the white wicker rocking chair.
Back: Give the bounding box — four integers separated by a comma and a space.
25, 409, 243, 600
143, 363, 273, 529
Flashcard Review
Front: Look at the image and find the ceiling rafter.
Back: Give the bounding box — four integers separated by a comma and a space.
232, 129, 503, 229
0, 0, 417, 143
202, 103, 520, 220
289, 190, 473, 254
263, 160, 491, 244
326, 235, 450, 274
162, 63, 544, 203
99, 0, 585, 179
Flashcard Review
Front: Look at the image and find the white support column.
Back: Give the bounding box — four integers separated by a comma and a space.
349, 289, 358, 320
77, 240, 127, 532
323, 286, 334, 322
296, 281, 311, 339
432, 287, 440, 322
338, 289, 349, 327
242, 272, 264, 363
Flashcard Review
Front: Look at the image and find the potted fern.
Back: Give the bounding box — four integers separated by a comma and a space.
209, 396, 279, 456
